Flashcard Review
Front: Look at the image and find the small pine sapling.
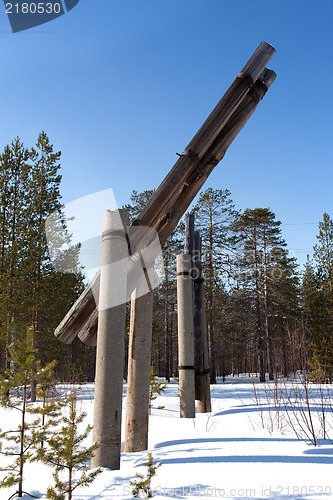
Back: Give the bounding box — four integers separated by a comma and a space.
0, 329, 56, 499
130, 452, 161, 498
149, 367, 168, 412
27, 360, 63, 450
38, 393, 102, 500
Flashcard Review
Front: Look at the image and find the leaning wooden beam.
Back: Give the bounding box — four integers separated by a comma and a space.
157, 68, 277, 244
57, 67, 276, 347
55, 46, 276, 345
136, 42, 275, 231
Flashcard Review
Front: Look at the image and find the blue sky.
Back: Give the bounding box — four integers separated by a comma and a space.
0, 0, 332, 268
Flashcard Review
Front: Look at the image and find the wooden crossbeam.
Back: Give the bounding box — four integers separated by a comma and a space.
55, 42, 276, 346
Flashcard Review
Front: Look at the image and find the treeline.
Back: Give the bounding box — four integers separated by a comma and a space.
1, 134, 332, 384
0, 134, 95, 382
125, 189, 333, 384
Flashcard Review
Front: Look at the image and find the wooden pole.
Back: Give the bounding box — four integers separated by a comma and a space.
200, 302, 212, 413
184, 213, 195, 257
193, 231, 204, 404
124, 289, 153, 452
91, 209, 128, 470
55, 53, 276, 346
193, 231, 211, 412
177, 253, 195, 418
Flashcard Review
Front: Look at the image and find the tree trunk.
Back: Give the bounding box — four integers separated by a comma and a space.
263, 235, 274, 380
253, 231, 265, 383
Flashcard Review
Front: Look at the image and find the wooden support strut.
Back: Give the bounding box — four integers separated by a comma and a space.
54, 43, 276, 345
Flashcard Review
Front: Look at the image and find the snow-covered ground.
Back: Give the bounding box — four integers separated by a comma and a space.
1, 375, 333, 500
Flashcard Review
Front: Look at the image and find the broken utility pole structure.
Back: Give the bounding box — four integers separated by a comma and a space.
54, 42, 277, 469
177, 213, 211, 417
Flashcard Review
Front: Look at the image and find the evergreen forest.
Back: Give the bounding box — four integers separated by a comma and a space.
1, 135, 332, 385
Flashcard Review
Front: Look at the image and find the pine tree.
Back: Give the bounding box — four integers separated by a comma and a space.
149, 366, 168, 412
0, 133, 86, 381
123, 189, 155, 224
192, 188, 237, 383
38, 393, 101, 500
304, 213, 333, 381
0, 138, 30, 374
130, 452, 161, 499
25, 132, 62, 397
0, 328, 56, 498
231, 208, 297, 381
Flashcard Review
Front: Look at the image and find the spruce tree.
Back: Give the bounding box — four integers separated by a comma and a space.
0, 329, 56, 498
25, 132, 62, 378
38, 393, 101, 500
304, 213, 333, 380
0, 133, 86, 381
0, 138, 30, 373
192, 188, 237, 383
130, 452, 161, 498
231, 208, 297, 381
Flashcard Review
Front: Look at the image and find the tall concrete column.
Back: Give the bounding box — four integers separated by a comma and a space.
125, 289, 153, 452
177, 253, 195, 418
91, 209, 128, 470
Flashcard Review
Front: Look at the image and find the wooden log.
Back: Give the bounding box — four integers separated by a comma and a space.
55, 57, 276, 345
199, 303, 212, 413
193, 231, 204, 403
133, 43, 275, 231
157, 69, 277, 244
184, 213, 195, 256
77, 308, 98, 346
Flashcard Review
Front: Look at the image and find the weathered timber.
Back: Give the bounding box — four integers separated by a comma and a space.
55, 48, 276, 346
184, 213, 195, 257
131, 43, 275, 232
194, 231, 211, 413
199, 303, 212, 413
157, 68, 277, 244
77, 308, 98, 345
193, 231, 204, 403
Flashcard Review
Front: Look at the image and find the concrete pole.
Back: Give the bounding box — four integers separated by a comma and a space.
177, 253, 195, 418
125, 289, 153, 452
91, 209, 128, 470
